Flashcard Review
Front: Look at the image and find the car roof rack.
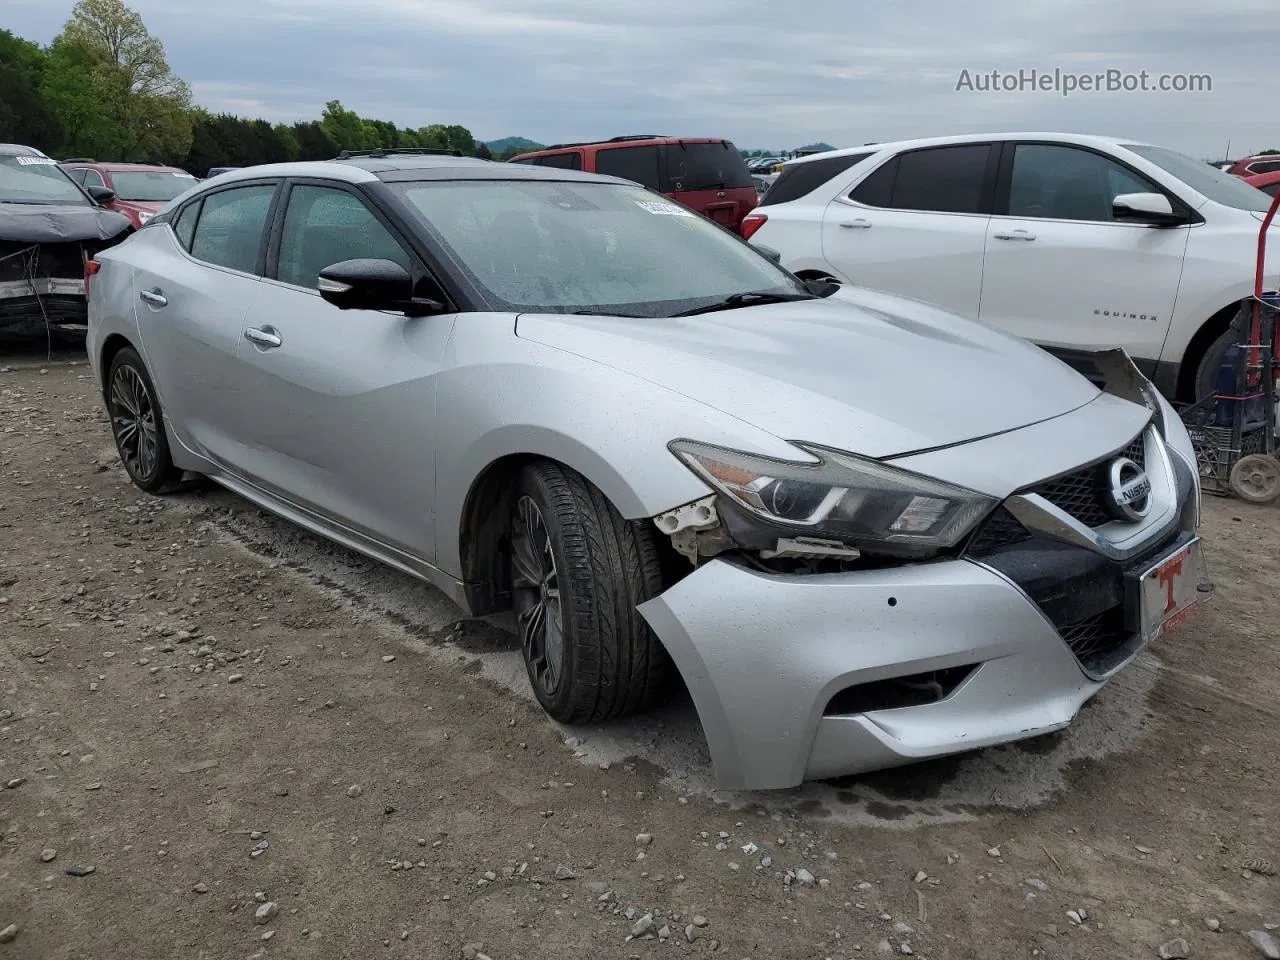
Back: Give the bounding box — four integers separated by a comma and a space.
61, 157, 96, 163
538, 134, 671, 151
334, 147, 463, 159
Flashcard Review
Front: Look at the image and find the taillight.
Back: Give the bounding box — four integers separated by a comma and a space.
740, 213, 767, 241
84, 259, 101, 299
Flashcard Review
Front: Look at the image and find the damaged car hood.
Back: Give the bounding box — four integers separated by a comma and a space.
515, 285, 1103, 458
0, 202, 132, 244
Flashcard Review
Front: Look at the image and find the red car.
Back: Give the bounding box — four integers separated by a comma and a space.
60, 160, 198, 229
1226, 154, 1280, 177
1244, 169, 1280, 198
509, 136, 759, 232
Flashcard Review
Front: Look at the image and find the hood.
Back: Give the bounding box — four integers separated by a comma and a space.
0, 202, 132, 244
516, 286, 1103, 459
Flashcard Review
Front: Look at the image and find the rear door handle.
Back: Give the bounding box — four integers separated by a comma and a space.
244, 327, 282, 348
993, 229, 1036, 241
139, 288, 167, 307
840, 218, 872, 229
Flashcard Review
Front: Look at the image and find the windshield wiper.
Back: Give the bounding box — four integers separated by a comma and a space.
670, 291, 815, 317
570, 308, 648, 318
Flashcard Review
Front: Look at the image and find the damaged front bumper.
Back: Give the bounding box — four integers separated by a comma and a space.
0, 276, 89, 338
640, 386, 1203, 791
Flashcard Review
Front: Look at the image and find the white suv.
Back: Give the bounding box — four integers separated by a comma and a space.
743, 132, 1280, 402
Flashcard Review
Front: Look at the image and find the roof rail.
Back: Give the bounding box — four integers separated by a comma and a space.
61, 157, 96, 163
538, 134, 671, 151
334, 147, 464, 159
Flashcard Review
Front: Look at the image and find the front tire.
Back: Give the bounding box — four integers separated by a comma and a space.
509, 462, 671, 724
106, 347, 183, 494
1194, 328, 1237, 403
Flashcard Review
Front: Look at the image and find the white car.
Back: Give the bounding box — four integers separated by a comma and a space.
742, 132, 1280, 403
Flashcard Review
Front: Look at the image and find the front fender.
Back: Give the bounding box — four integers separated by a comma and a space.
431, 319, 798, 580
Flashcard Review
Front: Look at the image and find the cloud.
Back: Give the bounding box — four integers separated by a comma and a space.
5, 0, 1276, 156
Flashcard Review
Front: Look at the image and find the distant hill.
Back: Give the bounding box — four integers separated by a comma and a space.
797, 142, 835, 153
485, 137, 544, 154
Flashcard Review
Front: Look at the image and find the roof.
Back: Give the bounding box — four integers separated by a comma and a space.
0, 143, 47, 158
512, 136, 731, 156
61, 160, 191, 173
200, 154, 636, 188
780, 131, 1157, 167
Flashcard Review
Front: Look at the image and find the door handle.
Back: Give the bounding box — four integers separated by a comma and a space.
244, 327, 282, 348
139, 288, 167, 307
840, 218, 872, 229
993, 229, 1036, 241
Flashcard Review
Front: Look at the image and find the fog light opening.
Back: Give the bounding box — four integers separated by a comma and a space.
823, 664, 978, 716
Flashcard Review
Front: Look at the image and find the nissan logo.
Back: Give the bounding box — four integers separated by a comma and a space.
1105, 456, 1151, 522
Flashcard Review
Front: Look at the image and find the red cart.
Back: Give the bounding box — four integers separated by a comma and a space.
1180, 189, 1280, 503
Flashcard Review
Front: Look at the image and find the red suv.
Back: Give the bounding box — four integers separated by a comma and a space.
509, 136, 758, 231
1226, 154, 1280, 177
60, 160, 198, 229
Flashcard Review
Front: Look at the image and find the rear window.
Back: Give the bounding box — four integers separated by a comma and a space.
759, 152, 874, 206
661, 142, 752, 192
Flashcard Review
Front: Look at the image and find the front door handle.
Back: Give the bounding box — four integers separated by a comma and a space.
139, 288, 167, 307
840, 218, 872, 229
993, 229, 1036, 241
244, 327, 282, 349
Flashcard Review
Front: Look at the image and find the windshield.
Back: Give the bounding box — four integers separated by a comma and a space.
1124, 143, 1274, 212
662, 142, 754, 192
392, 180, 804, 315
0, 155, 88, 205
110, 170, 198, 202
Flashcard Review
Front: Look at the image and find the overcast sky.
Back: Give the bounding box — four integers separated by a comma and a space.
7, 0, 1276, 157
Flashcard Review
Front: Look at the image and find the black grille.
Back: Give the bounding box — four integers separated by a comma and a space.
966, 507, 1030, 554
1031, 434, 1146, 529
1059, 607, 1131, 674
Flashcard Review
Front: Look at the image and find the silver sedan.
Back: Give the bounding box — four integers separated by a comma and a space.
85, 153, 1206, 790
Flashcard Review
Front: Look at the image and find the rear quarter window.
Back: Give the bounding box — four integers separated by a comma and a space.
760, 152, 874, 206
595, 145, 662, 189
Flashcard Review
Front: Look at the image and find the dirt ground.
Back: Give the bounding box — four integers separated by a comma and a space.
2, 349, 1279, 960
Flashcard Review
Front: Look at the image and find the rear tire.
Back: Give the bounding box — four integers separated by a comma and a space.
106, 347, 184, 494
508, 461, 671, 724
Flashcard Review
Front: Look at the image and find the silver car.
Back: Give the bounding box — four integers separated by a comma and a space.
86, 153, 1206, 790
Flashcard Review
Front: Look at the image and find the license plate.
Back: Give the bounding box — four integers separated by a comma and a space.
1133, 538, 1207, 642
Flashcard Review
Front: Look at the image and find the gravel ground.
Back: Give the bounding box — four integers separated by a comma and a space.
2, 352, 1279, 960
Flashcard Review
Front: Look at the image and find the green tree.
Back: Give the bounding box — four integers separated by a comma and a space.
320, 99, 375, 152
0, 30, 63, 149
49, 0, 192, 161
475, 142, 492, 160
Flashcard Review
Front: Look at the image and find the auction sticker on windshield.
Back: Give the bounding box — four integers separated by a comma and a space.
1135, 538, 1207, 642
15, 156, 57, 165
633, 199, 694, 217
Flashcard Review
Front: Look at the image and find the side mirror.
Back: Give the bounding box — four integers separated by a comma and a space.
751, 243, 782, 264
317, 258, 444, 316
86, 185, 116, 205
1113, 192, 1185, 226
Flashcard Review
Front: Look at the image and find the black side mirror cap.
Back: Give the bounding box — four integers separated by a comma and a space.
317, 258, 444, 315
751, 243, 782, 264
86, 185, 116, 205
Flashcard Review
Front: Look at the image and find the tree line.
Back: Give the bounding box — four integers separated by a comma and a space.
0, 0, 500, 177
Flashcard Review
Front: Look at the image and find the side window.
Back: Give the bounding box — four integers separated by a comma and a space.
889, 145, 992, 214
276, 184, 411, 290
189, 184, 276, 273
849, 157, 897, 207
1250, 160, 1280, 175
595, 146, 661, 189
1008, 144, 1162, 222
65, 169, 88, 186
172, 200, 200, 250
533, 152, 582, 170
81, 169, 106, 189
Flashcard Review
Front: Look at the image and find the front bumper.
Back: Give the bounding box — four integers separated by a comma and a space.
640, 416, 1201, 791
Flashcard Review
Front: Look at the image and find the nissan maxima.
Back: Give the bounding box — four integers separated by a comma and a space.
85, 153, 1206, 790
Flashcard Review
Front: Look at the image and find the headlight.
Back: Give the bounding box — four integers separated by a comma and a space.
669, 439, 996, 558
